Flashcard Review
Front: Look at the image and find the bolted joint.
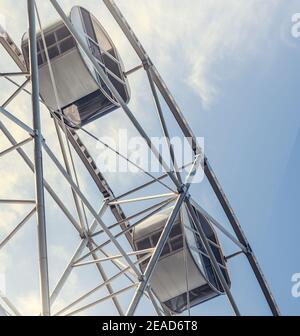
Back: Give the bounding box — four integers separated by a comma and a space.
177, 184, 188, 194
81, 230, 90, 240
142, 58, 151, 71
245, 244, 253, 256
138, 274, 146, 283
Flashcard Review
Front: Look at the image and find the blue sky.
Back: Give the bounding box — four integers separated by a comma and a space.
0, 0, 299, 316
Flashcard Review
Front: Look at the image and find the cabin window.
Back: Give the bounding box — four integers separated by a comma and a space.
48, 45, 59, 59
151, 232, 161, 246
161, 243, 170, 256
45, 33, 56, 47
136, 237, 151, 251
93, 19, 116, 58
170, 223, 182, 238
81, 7, 97, 42
170, 235, 183, 251
59, 36, 75, 54
56, 25, 70, 41
30, 23, 76, 68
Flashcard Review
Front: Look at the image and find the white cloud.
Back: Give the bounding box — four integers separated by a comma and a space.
16, 291, 40, 316
119, 0, 281, 107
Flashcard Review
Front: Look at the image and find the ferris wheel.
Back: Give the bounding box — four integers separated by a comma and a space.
0, 0, 280, 316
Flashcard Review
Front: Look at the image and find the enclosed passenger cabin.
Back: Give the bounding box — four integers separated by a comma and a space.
133, 203, 231, 314
21, 6, 130, 128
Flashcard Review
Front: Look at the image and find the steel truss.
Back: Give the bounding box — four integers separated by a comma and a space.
0, 0, 280, 316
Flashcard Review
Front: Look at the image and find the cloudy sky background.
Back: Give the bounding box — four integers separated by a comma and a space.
0, 0, 299, 315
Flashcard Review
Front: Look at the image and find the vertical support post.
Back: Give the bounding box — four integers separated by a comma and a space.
27, 0, 50, 316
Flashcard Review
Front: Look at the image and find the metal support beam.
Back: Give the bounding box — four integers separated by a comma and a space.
27, 0, 50, 316
2, 79, 30, 108
124, 64, 143, 76
103, 0, 200, 154
0, 121, 82, 233
0, 207, 36, 250
50, 202, 108, 306
0, 106, 34, 135
87, 241, 124, 316
54, 252, 151, 317
65, 284, 137, 317
145, 66, 183, 185
0, 290, 22, 316
43, 141, 141, 277
0, 137, 33, 158
109, 192, 177, 206
0, 72, 29, 77
102, 0, 279, 316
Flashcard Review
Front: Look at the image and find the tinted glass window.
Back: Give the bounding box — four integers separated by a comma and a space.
59, 37, 75, 54
161, 243, 170, 257
151, 232, 161, 246
136, 238, 151, 251
56, 26, 70, 41
45, 33, 56, 47
170, 236, 183, 251
48, 45, 59, 59
37, 53, 43, 66
81, 7, 97, 42
170, 223, 182, 238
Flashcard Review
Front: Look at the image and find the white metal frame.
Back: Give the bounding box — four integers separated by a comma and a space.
0, 0, 280, 316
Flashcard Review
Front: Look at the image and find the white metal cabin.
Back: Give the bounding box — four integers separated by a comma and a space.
21, 6, 130, 128
133, 203, 231, 314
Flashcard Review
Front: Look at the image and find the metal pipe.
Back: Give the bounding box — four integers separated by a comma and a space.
0, 121, 82, 233
124, 64, 143, 76
87, 241, 124, 316
92, 197, 175, 238
145, 67, 183, 185
73, 248, 154, 267
43, 141, 141, 277
2, 79, 30, 108
0, 199, 35, 204
55, 253, 151, 316
0, 207, 36, 250
0, 137, 33, 158
65, 284, 137, 317
50, 202, 108, 305
102, 0, 200, 154
0, 72, 29, 77
27, 0, 50, 316
109, 192, 177, 206
0, 290, 22, 316
111, 161, 193, 202
0, 106, 34, 135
